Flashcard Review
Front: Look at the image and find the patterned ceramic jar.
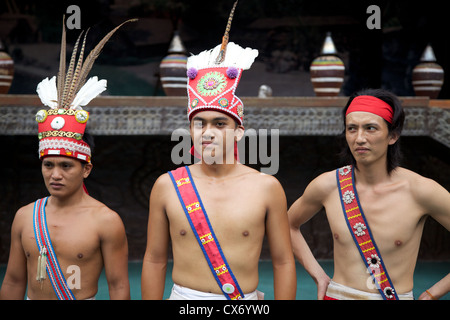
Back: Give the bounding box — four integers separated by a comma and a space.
412, 44, 444, 99
310, 32, 345, 97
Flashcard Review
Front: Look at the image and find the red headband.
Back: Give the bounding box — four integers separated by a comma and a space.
346, 95, 393, 124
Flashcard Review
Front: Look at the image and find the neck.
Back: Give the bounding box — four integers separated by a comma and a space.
196, 161, 240, 178
47, 186, 87, 209
354, 160, 390, 185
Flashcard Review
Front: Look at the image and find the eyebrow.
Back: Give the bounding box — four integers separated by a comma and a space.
346, 122, 380, 127
192, 116, 230, 122
43, 159, 75, 165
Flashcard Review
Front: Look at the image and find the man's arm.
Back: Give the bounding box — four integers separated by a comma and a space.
264, 176, 297, 300
415, 177, 450, 300
419, 273, 450, 300
0, 208, 28, 300
141, 174, 171, 300
99, 209, 130, 300
288, 172, 333, 300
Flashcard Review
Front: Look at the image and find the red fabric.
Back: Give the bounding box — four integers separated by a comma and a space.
337, 165, 398, 300
38, 113, 88, 134
38, 111, 91, 162
170, 166, 243, 300
187, 67, 244, 125
346, 95, 393, 124
323, 295, 338, 300
82, 182, 89, 195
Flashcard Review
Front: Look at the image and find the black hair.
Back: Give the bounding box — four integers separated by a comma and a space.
339, 88, 405, 174
82, 129, 95, 156
80, 129, 95, 165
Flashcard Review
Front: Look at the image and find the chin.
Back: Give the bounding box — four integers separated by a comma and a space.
48, 187, 76, 198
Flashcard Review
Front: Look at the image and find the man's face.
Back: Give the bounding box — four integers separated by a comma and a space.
345, 111, 398, 166
190, 110, 244, 164
41, 156, 92, 197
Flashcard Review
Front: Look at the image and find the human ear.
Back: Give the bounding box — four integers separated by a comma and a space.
388, 132, 400, 145
83, 162, 93, 178
235, 125, 245, 142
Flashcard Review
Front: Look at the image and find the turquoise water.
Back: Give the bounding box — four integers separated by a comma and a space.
1, 260, 448, 300
88, 260, 450, 300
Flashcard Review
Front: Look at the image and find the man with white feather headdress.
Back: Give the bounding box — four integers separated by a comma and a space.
0, 17, 135, 300
141, 1, 296, 300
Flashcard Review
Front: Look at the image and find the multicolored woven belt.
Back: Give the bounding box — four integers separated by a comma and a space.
169, 166, 244, 300
336, 165, 398, 300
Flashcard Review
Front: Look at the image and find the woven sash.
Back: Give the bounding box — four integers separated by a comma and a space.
168, 166, 244, 300
33, 197, 76, 300
336, 165, 398, 300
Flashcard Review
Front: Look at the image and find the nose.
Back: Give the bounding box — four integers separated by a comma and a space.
202, 124, 215, 141
50, 167, 63, 180
355, 129, 366, 144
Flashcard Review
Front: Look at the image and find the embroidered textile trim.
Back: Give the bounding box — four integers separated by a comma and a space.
39, 138, 91, 156
336, 165, 399, 300
33, 197, 76, 300
168, 166, 244, 300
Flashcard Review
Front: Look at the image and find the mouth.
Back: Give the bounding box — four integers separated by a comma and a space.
355, 147, 370, 154
49, 182, 64, 189
201, 141, 215, 147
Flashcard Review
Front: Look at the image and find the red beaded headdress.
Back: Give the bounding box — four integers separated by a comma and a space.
35, 17, 136, 163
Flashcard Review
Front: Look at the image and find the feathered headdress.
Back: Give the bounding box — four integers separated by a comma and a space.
186, 1, 258, 161
186, 0, 258, 126
35, 17, 136, 163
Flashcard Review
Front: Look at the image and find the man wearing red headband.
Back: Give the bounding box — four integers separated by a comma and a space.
0, 20, 133, 300
142, 2, 296, 300
289, 88, 449, 300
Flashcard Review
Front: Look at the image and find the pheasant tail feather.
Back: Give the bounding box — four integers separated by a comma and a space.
65, 29, 89, 108
215, 0, 238, 64
57, 15, 66, 107
61, 31, 84, 108
75, 18, 138, 95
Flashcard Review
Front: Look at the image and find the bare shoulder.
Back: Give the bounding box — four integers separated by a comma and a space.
12, 201, 35, 228
152, 172, 173, 191
16, 201, 35, 217
240, 166, 283, 191
306, 169, 338, 197
149, 172, 176, 202
86, 197, 124, 229
395, 167, 444, 192
395, 167, 449, 203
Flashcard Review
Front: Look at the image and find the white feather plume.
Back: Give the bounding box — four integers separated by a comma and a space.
187, 42, 258, 70
36, 76, 58, 109
70, 76, 107, 109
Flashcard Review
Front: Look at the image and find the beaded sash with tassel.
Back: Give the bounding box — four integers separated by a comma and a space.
33, 197, 76, 300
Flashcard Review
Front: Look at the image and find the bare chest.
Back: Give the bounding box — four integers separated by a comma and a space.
324, 185, 426, 252
22, 213, 101, 264
166, 178, 267, 241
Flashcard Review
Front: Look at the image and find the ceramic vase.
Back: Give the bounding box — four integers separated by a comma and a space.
412, 44, 444, 99
0, 40, 14, 94
310, 32, 345, 96
159, 31, 187, 96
